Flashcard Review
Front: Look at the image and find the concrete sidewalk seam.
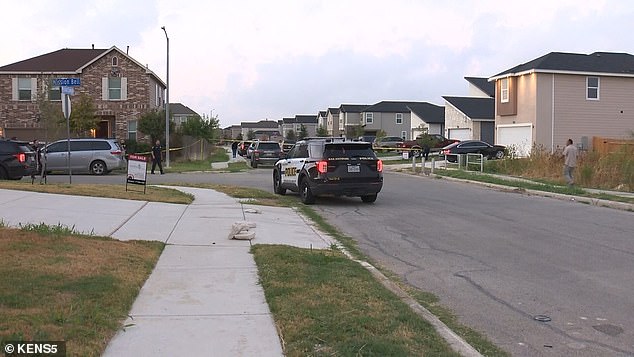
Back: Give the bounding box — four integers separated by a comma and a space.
129, 313, 274, 318
107, 201, 149, 237
164, 203, 190, 244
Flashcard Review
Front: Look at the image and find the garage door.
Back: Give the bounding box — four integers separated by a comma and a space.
447, 128, 471, 141
497, 124, 532, 157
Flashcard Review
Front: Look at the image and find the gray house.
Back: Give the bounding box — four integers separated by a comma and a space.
240, 120, 281, 140
280, 115, 318, 138
442, 96, 494, 143
361, 101, 443, 140
339, 104, 370, 137
170, 103, 199, 127
406, 102, 445, 138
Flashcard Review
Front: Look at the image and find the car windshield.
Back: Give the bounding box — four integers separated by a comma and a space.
258, 143, 280, 150
324, 144, 376, 159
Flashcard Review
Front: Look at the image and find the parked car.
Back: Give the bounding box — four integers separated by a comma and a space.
441, 140, 506, 162
250, 141, 282, 168
41, 138, 126, 175
357, 135, 376, 143
281, 140, 295, 152
0, 139, 37, 180
273, 137, 383, 204
397, 134, 459, 157
238, 140, 252, 157
373, 136, 404, 150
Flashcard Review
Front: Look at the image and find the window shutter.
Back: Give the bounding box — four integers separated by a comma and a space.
11, 78, 18, 101
31, 78, 37, 101
121, 77, 128, 100
102, 77, 108, 100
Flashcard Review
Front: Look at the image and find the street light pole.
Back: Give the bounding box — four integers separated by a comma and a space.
161, 26, 170, 168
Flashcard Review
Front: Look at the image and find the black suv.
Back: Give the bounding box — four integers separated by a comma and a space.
273, 138, 383, 204
250, 141, 282, 168
0, 140, 37, 180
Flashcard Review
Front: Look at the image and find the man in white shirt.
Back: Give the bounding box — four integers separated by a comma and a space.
563, 139, 578, 186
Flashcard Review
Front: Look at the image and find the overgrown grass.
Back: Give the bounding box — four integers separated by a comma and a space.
485, 146, 634, 191
0, 224, 164, 356
0, 182, 193, 204
253, 245, 460, 357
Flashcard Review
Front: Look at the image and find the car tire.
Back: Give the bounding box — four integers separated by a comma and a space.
273, 170, 286, 195
361, 194, 377, 203
90, 160, 107, 175
299, 178, 315, 205
495, 150, 505, 159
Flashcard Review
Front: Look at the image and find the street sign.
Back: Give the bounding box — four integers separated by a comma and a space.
52, 78, 81, 86
61, 94, 72, 119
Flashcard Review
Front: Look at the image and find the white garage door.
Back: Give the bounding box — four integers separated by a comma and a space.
497, 124, 532, 157
448, 128, 471, 141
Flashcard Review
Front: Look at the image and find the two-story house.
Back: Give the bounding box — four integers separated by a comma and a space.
325, 107, 340, 136
170, 103, 200, 128
489, 51, 634, 156
280, 115, 317, 138
241, 119, 281, 140
338, 104, 369, 137
361, 101, 444, 140
442, 77, 495, 143
0, 46, 165, 141
406, 102, 445, 138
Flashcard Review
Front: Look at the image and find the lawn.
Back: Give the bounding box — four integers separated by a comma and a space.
0, 223, 163, 356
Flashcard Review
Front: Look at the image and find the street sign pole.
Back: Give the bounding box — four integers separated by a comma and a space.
63, 91, 72, 184
55, 78, 80, 184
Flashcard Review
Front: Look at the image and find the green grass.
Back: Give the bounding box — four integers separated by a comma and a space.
434, 169, 634, 204
0, 224, 164, 356
165, 146, 230, 172
253, 245, 460, 357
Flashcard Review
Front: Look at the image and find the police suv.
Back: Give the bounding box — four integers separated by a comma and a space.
272, 137, 383, 204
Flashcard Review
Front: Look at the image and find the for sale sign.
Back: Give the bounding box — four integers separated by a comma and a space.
126, 155, 147, 192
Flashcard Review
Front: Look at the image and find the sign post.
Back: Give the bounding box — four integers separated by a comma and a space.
126, 154, 148, 193
55, 78, 81, 184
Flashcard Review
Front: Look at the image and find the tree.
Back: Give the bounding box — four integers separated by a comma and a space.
181, 114, 219, 143
298, 124, 308, 140
35, 82, 65, 140
68, 93, 98, 137
346, 124, 364, 139
138, 109, 173, 142
247, 129, 256, 140
316, 125, 328, 137
286, 129, 296, 141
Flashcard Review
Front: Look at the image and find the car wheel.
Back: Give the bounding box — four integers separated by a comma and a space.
90, 160, 106, 175
495, 150, 505, 159
273, 170, 286, 195
299, 178, 315, 204
361, 194, 377, 203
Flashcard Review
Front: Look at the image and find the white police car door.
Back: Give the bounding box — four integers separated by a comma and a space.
280, 144, 307, 186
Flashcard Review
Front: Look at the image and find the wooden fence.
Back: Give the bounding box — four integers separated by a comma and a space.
593, 136, 634, 154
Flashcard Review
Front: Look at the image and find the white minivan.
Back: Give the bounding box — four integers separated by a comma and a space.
42, 138, 126, 175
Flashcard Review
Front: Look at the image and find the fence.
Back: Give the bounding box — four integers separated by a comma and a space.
593, 136, 634, 154
438, 153, 484, 173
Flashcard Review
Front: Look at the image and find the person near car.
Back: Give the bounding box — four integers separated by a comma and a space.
231, 141, 239, 158
151, 139, 164, 175
562, 138, 578, 186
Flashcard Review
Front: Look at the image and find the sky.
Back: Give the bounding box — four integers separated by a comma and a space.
1, 0, 633, 128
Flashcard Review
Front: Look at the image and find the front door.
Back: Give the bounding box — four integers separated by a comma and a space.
95, 118, 112, 138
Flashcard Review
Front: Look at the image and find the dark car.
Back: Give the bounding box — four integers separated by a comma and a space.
441, 140, 505, 162
273, 137, 383, 204
250, 141, 282, 168
373, 136, 404, 149
397, 134, 459, 157
0, 139, 37, 180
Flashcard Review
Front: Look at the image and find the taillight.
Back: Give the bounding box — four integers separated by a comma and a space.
254, 150, 260, 157
317, 160, 328, 174
111, 150, 122, 155
14, 153, 26, 163
443, 149, 450, 155
377, 159, 383, 172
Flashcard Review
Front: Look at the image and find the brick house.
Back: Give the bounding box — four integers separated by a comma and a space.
0, 46, 166, 141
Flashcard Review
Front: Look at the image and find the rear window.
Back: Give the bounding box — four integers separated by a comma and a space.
324, 144, 376, 159
258, 143, 280, 150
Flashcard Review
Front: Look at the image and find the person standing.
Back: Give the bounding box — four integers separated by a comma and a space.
151, 139, 164, 174
231, 140, 239, 158
563, 138, 578, 186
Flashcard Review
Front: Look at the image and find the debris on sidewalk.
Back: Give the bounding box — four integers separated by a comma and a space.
229, 221, 256, 240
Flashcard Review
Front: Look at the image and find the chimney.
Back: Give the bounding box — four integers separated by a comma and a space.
126, 46, 129, 55
92, 44, 94, 49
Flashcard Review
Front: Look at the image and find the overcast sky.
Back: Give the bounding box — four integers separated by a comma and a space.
1, 0, 632, 127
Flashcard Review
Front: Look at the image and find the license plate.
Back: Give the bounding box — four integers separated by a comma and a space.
347, 165, 360, 173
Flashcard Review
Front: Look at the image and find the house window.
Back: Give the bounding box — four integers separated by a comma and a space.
500, 78, 509, 103
365, 112, 373, 124
18, 78, 32, 101
396, 113, 403, 124
587, 77, 599, 100
128, 120, 137, 141
112, 56, 118, 66
108, 77, 121, 100
401, 131, 407, 139
48, 85, 61, 101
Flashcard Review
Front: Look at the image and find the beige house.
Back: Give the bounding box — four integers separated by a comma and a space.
0, 46, 165, 141
489, 52, 634, 156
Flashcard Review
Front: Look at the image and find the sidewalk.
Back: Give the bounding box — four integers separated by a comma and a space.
0, 187, 333, 356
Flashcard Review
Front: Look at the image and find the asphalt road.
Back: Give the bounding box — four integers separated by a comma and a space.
36, 168, 634, 356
